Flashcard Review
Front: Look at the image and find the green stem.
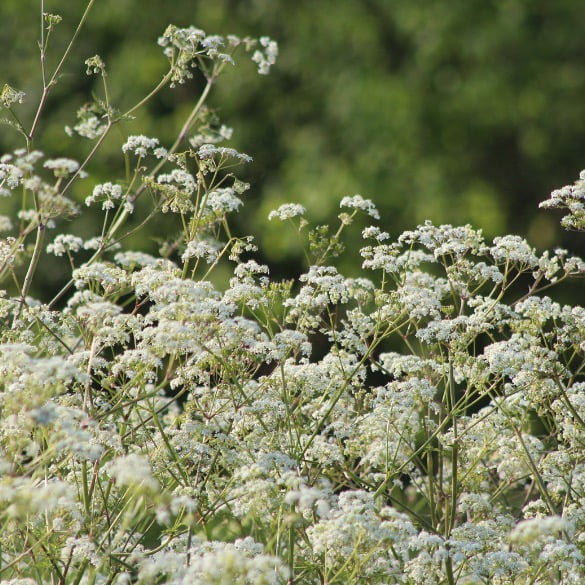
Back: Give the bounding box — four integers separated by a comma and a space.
19, 218, 45, 304
60, 121, 113, 197
446, 361, 458, 538
30, 0, 98, 141
122, 70, 174, 119
48, 74, 217, 309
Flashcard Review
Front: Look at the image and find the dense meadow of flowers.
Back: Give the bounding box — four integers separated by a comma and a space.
1, 6, 584, 585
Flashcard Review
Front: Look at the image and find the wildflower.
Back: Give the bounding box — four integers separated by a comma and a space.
180, 538, 290, 584
196, 143, 252, 163
158, 25, 206, 53
268, 202, 306, 221
108, 453, 159, 492
362, 225, 389, 241
203, 187, 243, 214
85, 181, 124, 209
72, 261, 128, 291
85, 54, 106, 75
233, 259, 269, 279
285, 482, 332, 518
44, 12, 62, 28
122, 135, 167, 158
47, 234, 83, 256
510, 516, 570, 544
340, 194, 380, 219
181, 239, 221, 263
43, 157, 85, 178
268, 329, 312, 360
65, 103, 108, 139
0, 215, 13, 232
490, 235, 539, 267
251, 36, 278, 74
540, 169, 585, 230
0, 84, 25, 108
0, 164, 24, 195
114, 251, 171, 269
62, 536, 100, 567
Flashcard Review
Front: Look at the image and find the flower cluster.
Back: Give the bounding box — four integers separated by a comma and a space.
122, 135, 168, 159
158, 25, 278, 85
0, 84, 25, 108
540, 169, 585, 231
65, 103, 108, 139
251, 36, 279, 75
268, 202, 306, 221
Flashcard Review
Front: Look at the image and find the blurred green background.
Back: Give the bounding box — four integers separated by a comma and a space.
1, 0, 584, 296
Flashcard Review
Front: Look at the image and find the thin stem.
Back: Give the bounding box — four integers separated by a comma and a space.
19, 219, 45, 302
109, 73, 216, 226
446, 361, 458, 538
29, 0, 98, 141
122, 70, 174, 119
60, 120, 113, 197
48, 74, 218, 309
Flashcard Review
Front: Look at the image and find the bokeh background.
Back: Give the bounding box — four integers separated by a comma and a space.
1, 0, 584, 296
